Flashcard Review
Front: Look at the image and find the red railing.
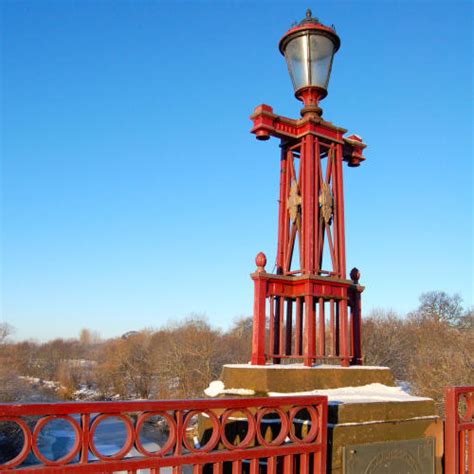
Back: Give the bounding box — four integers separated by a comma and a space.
445, 386, 474, 473
251, 270, 363, 367
0, 395, 327, 473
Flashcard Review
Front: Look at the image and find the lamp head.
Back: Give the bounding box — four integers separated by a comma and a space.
279, 9, 340, 116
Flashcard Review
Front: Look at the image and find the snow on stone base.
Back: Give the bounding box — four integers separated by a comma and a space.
268, 383, 431, 404
204, 381, 255, 398
205, 380, 430, 404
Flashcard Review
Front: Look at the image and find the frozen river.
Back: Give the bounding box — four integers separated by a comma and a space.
24, 415, 193, 473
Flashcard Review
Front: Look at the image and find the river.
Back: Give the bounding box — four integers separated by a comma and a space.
23, 415, 193, 473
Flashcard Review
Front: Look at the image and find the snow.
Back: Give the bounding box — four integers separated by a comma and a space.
268, 383, 432, 404
19, 376, 41, 383
74, 386, 100, 399
67, 359, 97, 368
224, 363, 390, 370
206, 379, 431, 404
18, 375, 65, 392
204, 381, 255, 398
18, 376, 105, 400
328, 415, 436, 428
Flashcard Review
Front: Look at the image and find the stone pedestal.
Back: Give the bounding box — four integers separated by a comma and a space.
220, 364, 396, 393
326, 398, 442, 473
205, 364, 443, 473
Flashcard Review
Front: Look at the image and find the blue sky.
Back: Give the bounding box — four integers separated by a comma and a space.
1, 0, 472, 341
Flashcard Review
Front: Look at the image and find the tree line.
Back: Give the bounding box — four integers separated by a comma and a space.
363, 291, 472, 413
0, 291, 472, 414
0, 316, 253, 402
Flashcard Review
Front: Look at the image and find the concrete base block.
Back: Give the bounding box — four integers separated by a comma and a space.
327, 401, 443, 473
221, 364, 396, 393
206, 364, 442, 473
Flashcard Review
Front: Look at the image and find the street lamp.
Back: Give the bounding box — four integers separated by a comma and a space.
279, 9, 340, 117
249, 10, 366, 367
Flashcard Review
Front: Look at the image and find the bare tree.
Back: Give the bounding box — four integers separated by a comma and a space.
79, 328, 101, 346
457, 307, 473, 331
220, 316, 253, 365
159, 316, 225, 398
0, 322, 14, 344
407, 318, 473, 413
409, 291, 464, 325
94, 330, 159, 399
362, 309, 414, 380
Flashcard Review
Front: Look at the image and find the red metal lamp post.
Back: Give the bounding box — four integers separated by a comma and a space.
250, 10, 366, 368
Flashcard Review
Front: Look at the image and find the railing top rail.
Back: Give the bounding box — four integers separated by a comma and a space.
446, 385, 474, 396
0, 395, 327, 417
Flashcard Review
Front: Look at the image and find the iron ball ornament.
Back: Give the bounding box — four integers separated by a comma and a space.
255, 252, 267, 273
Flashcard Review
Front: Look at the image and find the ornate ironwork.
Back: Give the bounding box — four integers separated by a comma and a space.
319, 182, 333, 225
287, 179, 302, 223
444, 385, 474, 473
0, 396, 328, 472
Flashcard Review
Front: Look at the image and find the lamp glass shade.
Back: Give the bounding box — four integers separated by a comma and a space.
283, 32, 336, 92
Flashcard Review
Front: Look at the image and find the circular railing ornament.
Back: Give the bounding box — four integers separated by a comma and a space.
0, 417, 32, 469
182, 409, 220, 453
135, 411, 177, 457
32, 415, 82, 466
89, 414, 135, 461
219, 408, 256, 450
288, 405, 319, 443
256, 407, 290, 447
